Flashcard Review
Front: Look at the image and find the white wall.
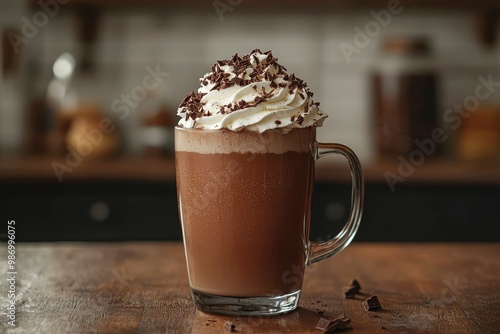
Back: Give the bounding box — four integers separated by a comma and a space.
2, 7, 499, 160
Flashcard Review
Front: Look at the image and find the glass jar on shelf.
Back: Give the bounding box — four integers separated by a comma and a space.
372, 36, 441, 159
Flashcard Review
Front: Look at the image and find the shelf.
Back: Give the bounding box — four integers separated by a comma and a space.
316, 159, 500, 185
0, 156, 175, 183
1, 156, 499, 185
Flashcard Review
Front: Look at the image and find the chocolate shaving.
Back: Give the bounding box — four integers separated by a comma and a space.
277, 64, 287, 73
178, 91, 207, 122
264, 71, 270, 81
261, 87, 274, 99
252, 54, 260, 65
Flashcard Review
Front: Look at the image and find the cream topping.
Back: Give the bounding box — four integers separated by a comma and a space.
177, 49, 327, 133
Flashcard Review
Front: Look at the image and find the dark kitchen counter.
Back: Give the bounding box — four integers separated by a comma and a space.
1, 156, 500, 243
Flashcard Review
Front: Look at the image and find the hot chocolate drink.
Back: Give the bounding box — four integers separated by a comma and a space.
175, 49, 362, 316
176, 127, 315, 296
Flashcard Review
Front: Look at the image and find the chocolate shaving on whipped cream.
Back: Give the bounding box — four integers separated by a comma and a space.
177, 49, 327, 133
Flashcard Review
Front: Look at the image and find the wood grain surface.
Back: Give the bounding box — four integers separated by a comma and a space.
0, 243, 498, 333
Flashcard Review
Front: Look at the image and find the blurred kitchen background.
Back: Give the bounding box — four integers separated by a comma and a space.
1, 0, 499, 242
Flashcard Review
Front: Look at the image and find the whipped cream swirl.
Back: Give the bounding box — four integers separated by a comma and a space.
177, 49, 327, 133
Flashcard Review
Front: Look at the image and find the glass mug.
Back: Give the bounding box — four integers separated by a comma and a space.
175, 126, 363, 316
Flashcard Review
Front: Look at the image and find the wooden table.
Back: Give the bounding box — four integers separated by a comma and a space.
1, 243, 499, 333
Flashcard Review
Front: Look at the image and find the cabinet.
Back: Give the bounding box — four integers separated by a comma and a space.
2, 180, 499, 242
310, 182, 500, 242
1, 181, 181, 242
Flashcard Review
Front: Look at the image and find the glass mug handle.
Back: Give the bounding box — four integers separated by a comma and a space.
307, 142, 364, 265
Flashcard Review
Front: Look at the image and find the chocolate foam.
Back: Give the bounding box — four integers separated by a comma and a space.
175, 127, 315, 154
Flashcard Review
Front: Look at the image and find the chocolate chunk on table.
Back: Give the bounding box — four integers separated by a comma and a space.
315, 315, 351, 333
363, 295, 382, 311
343, 278, 361, 298
349, 279, 361, 293
343, 285, 358, 299
224, 321, 237, 332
